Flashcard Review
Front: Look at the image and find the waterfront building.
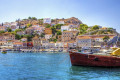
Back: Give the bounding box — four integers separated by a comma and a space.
76, 35, 115, 48
43, 42, 55, 48
22, 42, 27, 49
0, 41, 6, 49
55, 42, 63, 48
27, 42, 33, 49
13, 42, 23, 50
0, 41, 13, 49
76, 36, 92, 48
41, 38, 49, 49
67, 41, 77, 49
32, 36, 41, 49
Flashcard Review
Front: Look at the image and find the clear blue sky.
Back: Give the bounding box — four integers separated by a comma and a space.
0, 0, 120, 32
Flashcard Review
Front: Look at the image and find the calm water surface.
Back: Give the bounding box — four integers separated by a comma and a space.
0, 51, 120, 80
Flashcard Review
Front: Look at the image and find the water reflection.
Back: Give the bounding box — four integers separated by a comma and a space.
69, 66, 120, 80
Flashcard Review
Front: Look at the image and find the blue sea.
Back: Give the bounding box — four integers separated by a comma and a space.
0, 51, 120, 80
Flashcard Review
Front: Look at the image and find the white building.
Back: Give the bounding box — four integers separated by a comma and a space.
43, 18, 51, 24
21, 38, 27, 42
55, 42, 64, 48
61, 26, 70, 32
58, 21, 64, 24
76, 36, 92, 48
45, 34, 52, 39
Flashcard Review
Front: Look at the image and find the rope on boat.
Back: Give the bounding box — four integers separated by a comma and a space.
58, 55, 69, 64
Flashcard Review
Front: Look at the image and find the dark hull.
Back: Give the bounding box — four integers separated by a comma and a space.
69, 51, 120, 67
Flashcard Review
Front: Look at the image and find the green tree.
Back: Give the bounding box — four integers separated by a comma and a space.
57, 30, 62, 35
40, 33, 45, 38
7, 28, 12, 32
79, 24, 88, 35
0, 31, 5, 34
14, 29, 22, 33
55, 24, 63, 29
103, 36, 110, 42
92, 25, 99, 30
28, 17, 32, 19
15, 34, 21, 40
53, 39, 57, 42
31, 17, 37, 20
45, 24, 51, 28
26, 24, 32, 28
51, 26, 57, 35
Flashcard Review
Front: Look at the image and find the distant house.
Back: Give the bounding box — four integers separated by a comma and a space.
0, 26, 7, 31
20, 25, 26, 29
32, 36, 41, 49
76, 35, 115, 48
62, 31, 78, 42
34, 27, 45, 35
32, 25, 40, 29
0, 41, 6, 47
43, 18, 51, 24
0, 41, 13, 49
69, 24, 79, 28
10, 22, 18, 26
10, 25, 19, 31
17, 31, 25, 35
41, 38, 49, 48
0, 32, 15, 41
45, 34, 52, 39
13, 42, 23, 50
3, 22, 11, 27
21, 38, 27, 42
22, 42, 27, 49
10, 22, 19, 31
55, 42, 63, 48
76, 36, 92, 48
44, 28, 52, 34
42, 42, 55, 48
27, 42, 33, 49
41, 38, 49, 44
61, 26, 70, 32
25, 27, 34, 35
58, 21, 64, 24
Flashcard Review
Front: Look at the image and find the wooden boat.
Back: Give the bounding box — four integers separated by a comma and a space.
69, 48, 120, 67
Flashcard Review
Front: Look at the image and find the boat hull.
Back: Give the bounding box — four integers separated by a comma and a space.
69, 51, 120, 67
